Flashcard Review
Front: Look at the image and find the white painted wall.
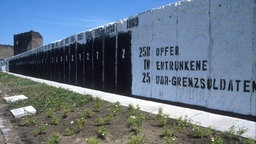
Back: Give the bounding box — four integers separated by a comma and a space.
128, 0, 255, 116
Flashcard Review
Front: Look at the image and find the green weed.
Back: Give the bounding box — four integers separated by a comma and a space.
85, 137, 100, 144
175, 115, 191, 130
46, 108, 59, 125
45, 132, 59, 144
96, 117, 107, 126
79, 108, 93, 119
128, 134, 146, 144
127, 105, 145, 124
50, 115, 60, 125
246, 138, 256, 144
236, 126, 248, 136
127, 105, 145, 134
74, 118, 87, 133
164, 136, 176, 144
162, 126, 176, 144
64, 127, 73, 136
33, 123, 47, 136
225, 125, 236, 135
21, 117, 37, 126
225, 125, 248, 136
127, 115, 145, 130
211, 136, 224, 144
61, 103, 74, 118
192, 123, 212, 138
154, 108, 168, 127
97, 126, 107, 139
108, 102, 121, 116
163, 126, 175, 137
93, 97, 103, 111
127, 105, 145, 135
46, 108, 54, 118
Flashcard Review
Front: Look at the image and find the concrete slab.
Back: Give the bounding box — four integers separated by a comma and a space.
4, 95, 28, 103
10, 106, 36, 118
6, 72, 256, 140
0, 116, 10, 143
1, 127, 10, 136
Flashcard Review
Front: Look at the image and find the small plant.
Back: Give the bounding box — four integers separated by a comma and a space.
93, 97, 103, 111
45, 132, 59, 144
33, 123, 47, 136
64, 127, 73, 136
62, 103, 73, 118
164, 136, 176, 144
96, 117, 107, 126
127, 115, 145, 135
127, 116, 140, 134
133, 126, 142, 135
62, 108, 69, 118
211, 136, 224, 144
128, 105, 141, 116
154, 108, 168, 127
108, 102, 121, 116
127, 105, 145, 135
46, 108, 54, 118
236, 126, 248, 136
175, 115, 191, 130
128, 104, 135, 111
95, 115, 112, 126
127, 105, 145, 126
225, 125, 236, 135
85, 137, 100, 144
80, 109, 93, 119
127, 115, 145, 129
192, 123, 212, 138
50, 115, 60, 125
128, 134, 146, 144
162, 126, 176, 144
45, 108, 59, 125
163, 126, 175, 137
21, 117, 37, 126
97, 126, 107, 139
74, 118, 87, 133
225, 125, 248, 136
105, 113, 114, 122
246, 138, 256, 144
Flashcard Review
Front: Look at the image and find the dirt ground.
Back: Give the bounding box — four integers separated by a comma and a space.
0, 72, 255, 144
0, 103, 201, 144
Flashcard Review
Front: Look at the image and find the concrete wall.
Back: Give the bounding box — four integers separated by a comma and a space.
127, 0, 255, 116
6, 0, 255, 117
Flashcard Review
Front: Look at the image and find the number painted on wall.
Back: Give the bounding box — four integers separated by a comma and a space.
86, 53, 90, 61
122, 49, 126, 59
142, 72, 150, 83
139, 46, 150, 57
79, 53, 82, 61
96, 51, 99, 60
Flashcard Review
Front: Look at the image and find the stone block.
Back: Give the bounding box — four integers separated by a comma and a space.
4, 95, 28, 103
10, 106, 36, 118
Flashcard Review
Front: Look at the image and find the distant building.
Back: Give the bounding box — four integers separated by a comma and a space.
0, 44, 13, 59
13, 30, 43, 55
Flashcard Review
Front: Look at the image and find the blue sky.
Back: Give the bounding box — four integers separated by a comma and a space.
0, 0, 176, 46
